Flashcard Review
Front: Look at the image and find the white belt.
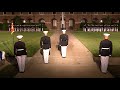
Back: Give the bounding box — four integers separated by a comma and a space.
101, 48, 109, 50
17, 49, 24, 51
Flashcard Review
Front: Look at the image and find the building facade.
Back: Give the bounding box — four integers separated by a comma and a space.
0, 12, 120, 30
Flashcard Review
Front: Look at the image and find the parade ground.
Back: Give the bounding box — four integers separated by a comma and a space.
15, 31, 113, 78
0, 11, 120, 78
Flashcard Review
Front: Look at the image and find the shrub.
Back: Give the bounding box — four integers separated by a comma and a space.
2, 23, 8, 31
80, 23, 85, 28
0, 23, 3, 30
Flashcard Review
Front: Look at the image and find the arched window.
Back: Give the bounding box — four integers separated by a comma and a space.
92, 18, 99, 24
111, 18, 116, 23
81, 18, 87, 23
27, 18, 33, 23
39, 18, 45, 23
3, 19, 8, 23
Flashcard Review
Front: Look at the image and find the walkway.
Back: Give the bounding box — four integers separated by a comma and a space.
15, 31, 113, 78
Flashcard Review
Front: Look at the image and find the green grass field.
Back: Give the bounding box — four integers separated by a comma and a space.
72, 31, 120, 57
0, 31, 53, 57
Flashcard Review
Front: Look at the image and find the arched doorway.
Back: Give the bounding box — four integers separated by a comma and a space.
80, 18, 88, 29
60, 18, 66, 29
39, 18, 45, 31
69, 18, 75, 29
52, 18, 57, 29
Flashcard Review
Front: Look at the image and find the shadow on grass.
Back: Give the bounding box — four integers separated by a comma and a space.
0, 64, 19, 78
108, 65, 120, 78
93, 56, 120, 78
0, 54, 19, 78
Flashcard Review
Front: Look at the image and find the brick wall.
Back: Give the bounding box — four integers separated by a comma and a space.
0, 12, 120, 30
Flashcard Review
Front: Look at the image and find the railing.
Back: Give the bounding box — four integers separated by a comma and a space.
82, 24, 119, 32
8, 24, 46, 32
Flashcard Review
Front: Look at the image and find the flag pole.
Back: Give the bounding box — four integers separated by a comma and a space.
12, 31, 14, 51
61, 12, 64, 30
11, 22, 15, 56
61, 12, 65, 30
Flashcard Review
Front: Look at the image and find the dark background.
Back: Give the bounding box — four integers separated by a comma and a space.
0, 0, 120, 88
0, 0, 120, 12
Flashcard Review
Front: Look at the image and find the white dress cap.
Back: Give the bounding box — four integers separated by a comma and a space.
62, 29, 66, 32
103, 33, 110, 36
43, 31, 48, 34
62, 30, 66, 32
17, 35, 23, 39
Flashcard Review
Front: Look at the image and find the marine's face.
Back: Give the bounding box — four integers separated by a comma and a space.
18, 39, 22, 41
104, 36, 109, 39
62, 31, 66, 34
44, 33, 47, 36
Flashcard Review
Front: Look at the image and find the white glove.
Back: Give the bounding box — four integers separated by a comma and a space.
99, 55, 101, 56
109, 55, 111, 56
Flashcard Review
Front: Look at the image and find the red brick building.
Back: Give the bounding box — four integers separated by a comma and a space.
0, 12, 120, 30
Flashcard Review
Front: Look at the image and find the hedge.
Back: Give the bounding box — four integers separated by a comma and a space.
0, 23, 8, 31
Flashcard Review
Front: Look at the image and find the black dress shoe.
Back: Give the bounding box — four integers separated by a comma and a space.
62, 57, 66, 58
102, 72, 107, 74
44, 63, 48, 64
20, 71, 25, 73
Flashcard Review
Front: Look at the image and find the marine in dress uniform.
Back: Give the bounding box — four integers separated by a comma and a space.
59, 30, 68, 58
40, 31, 51, 64
99, 33, 112, 74
14, 35, 27, 73
0, 51, 5, 65
0, 51, 5, 61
